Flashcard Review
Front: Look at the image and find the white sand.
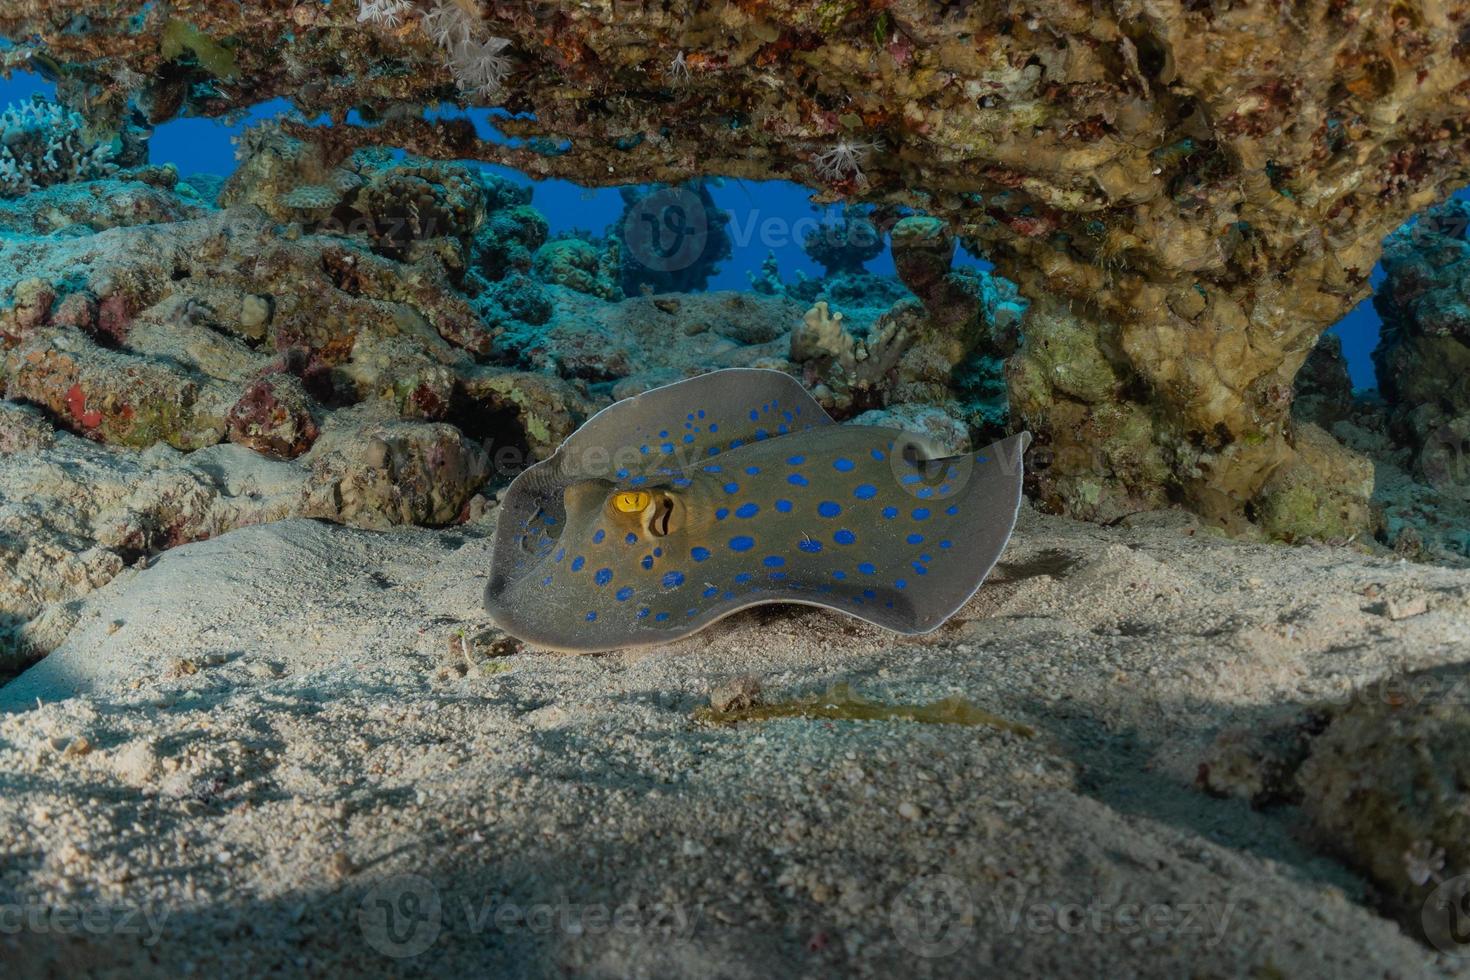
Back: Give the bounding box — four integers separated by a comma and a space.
2, 507, 1469, 976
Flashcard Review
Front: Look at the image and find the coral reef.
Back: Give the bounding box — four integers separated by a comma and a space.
0, 98, 141, 197
1374, 198, 1470, 500
802, 207, 884, 277
7, 0, 1466, 528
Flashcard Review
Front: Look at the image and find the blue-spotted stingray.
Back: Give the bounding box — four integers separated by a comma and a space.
485, 369, 1029, 652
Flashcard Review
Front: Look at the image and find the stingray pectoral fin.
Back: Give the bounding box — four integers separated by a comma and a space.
895, 430, 1030, 633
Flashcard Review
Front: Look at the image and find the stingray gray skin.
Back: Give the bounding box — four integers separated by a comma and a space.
485, 369, 1029, 652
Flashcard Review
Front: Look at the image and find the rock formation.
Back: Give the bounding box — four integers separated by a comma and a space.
5, 0, 1467, 531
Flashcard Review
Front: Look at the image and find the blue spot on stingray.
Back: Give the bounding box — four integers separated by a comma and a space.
541, 575, 552, 586
833, 458, 855, 472
736, 502, 760, 519
745, 465, 761, 475
912, 508, 931, 521
729, 536, 755, 552
775, 499, 793, 513
946, 505, 959, 516
777, 424, 789, 435
917, 487, 933, 499
626, 532, 638, 544
729, 439, 744, 449
920, 553, 933, 563
763, 555, 785, 568
586, 611, 598, 621
616, 587, 634, 601
571, 556, 586, 571
628, 476, 647, 487
592, 529, 606, 544
735, 572, 753, 584
788, 474, 809, 487
543, 516, 557, 526
939, 539, 953, 549
783, 410, 793, 421
683, 435, 695, 444
639, 445, 649, 455
709, 423, 719, 433
723, 482, 740, 494
882, 507, 899, 519
662, 571, 686, 588
637, 607, 650, 618
655, 612, 670, 622
798, 539, 823, 553
907, 533, 924, 545
769, 572, 787, 581
833, 529, 856, 545
913, 563, 928, 575
555, 548, 566, 562
854, 484, 878, 500
594, 568, 613, 586
703, 464, 723, 473
703, 586, 719, 598
673, 478, 692, 488
699, 410, 706, 418
895, 579, 907, 590
659, 430, 669, 439
641, 555, 655, 570
832, 570, 847, 580
901, 473, 923, 485
938, 484, 952, 495
755, 428, 770, 440
978, 456, 989, 464
661, 443, 675, 454
858, 562, 877, 575
871, 449, 886, 461
654, 548, 663, 557
863, 589, 876, 599
616, 469, 630, 479
692, 547, 712, 562
723, 591, 736, 600
817, 501, 841, 518
787, 455, 805, 465
715, 507, 730, 520
749, 410, 759, 421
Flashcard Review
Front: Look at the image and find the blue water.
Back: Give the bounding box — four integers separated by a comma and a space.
3, 71, 1436, 388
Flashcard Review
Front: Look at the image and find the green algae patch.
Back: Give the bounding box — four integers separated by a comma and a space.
695, 682, 1034, 737
162, 21, 239, 80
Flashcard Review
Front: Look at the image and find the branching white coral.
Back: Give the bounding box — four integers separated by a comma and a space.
813, 139, 881, 182
668, 51, 691, 85
358, 0, 415, 28
449, 36, 513, 101
420, 1, 513, 103
421, 0, 478, 51
0, 100, 122, 198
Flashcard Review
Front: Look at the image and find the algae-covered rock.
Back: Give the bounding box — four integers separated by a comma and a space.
1296, 662, 1470, 943
531, 237, 620, 301
1255, 422, 1374, 543
303, 411, 490, 529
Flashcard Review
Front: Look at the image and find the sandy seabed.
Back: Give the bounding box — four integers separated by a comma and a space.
2, 506, 1469, 977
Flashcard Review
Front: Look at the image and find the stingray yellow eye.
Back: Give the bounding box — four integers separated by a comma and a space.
613, 491, 652, 513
